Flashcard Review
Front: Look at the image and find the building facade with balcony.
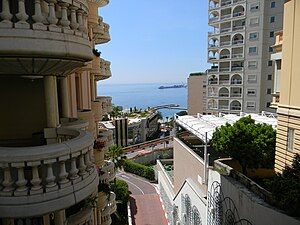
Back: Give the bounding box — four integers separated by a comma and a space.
207, 0, 283, 114
273, 0, 300, 173
0, 0, 115, 224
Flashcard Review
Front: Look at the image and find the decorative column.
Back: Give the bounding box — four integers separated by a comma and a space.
44, 76, 59, 128
15, 0, 30, 29
60, 77, 71, 118
54, 210, 65, 225
0, 0, 13, 28
32, 0, 47, 30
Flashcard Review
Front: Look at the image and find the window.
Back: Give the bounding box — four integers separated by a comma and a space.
248, 75, 257, 83
287, 128, 295, 152
268, 74, 272, 80
249, 32, 259, 40
247, 89, 256, 96
248, 61, 258, 69
271, 1, 276, 8
266, 102, 271, 107
250, 3, 260, 11
267, 88, 272, 94
250, 17, 259, 26
249, 46, 258, 54
246, 101, 256, 110
268, 60, 273, 66
270, 31, 275, 38
270, 16, 276, 23
269, 47, 273, 52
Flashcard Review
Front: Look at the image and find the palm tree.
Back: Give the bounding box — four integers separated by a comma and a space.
106, 144, 124, 170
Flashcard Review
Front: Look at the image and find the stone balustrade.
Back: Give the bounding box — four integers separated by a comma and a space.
93, 16, 111, 44
101, 206, 112, 225
0, 0, 93, 76
89, 0, 110, 8
78, 110, 96, 138
0, 128, 99, 218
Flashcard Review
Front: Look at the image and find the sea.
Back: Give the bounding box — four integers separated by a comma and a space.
97, 83, 187, 118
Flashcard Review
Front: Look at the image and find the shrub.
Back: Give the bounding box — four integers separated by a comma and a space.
123, 160, 155, 181
110, 179, 130, 225
269, 154, 300, 216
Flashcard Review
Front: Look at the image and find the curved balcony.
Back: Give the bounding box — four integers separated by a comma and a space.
101, 206, 112, 225
91, 57, 112, 81
78, 110, 96, 137
0, 0, 93, 77
99, 128, 114, 147
97, 190, 108, 210
0, 128, 98, 218
61, 118, 89, 130
101, 161, 116, 182
108, 192, 117, 214
67, 207, 94, 225
89, 0, 110, 7
92, 100, 103, 122
93, 17, 111, 45
96, 96, 113, 114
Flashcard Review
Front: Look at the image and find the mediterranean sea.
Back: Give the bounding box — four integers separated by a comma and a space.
97, 83, 187, 118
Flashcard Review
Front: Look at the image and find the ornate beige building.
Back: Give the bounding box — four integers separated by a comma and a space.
0, 0, 116, 224
273, 0, 300, 173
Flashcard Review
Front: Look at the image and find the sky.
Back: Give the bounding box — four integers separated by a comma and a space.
98, 0, 210, 84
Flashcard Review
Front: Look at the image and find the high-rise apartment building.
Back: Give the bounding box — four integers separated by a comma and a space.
207, 0, 284, 114
0, 0, 116, 224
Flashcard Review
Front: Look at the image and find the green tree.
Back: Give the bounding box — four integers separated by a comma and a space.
269, 154, 300, 216
212, 116, 276, 175
106, 145, 124, 170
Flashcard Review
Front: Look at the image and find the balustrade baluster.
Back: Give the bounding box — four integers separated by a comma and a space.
13, 163, 28, 195
30, 164, 43, 194
15, 0, 30, 29
77, 9, 84, 31
78, 154, 87, 176
85, 150, 93, 172
58, 160, 70, 187
32, 0, 47, 30
45, 160, 58, 191
59, 2, 72, 34
69, 6, 79, 31
0, 0, 13, 28
69, 157, 80, 181
47, 0, 61, 32
1, 165, 14, 195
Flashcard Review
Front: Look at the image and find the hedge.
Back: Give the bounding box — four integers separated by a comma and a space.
123, 160, 155, 181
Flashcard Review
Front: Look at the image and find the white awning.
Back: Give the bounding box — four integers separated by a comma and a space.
176, 112, 277, 143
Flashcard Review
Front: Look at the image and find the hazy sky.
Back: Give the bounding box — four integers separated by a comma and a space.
98, 0, 209, 84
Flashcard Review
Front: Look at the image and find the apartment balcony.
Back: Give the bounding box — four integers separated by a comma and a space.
0, 0, 93, 77
92, 100, 103, 122
219, 104, 229, 110
232, 25, 245, 32
61, 118, 89, 130
101, 207, 112, 225
89, 0, 110, 7
99, 128, 114, 147
93, 16, 111, 45
220, 27, 231, 34
67, 207, 94, 225
108, 192, 117, 214
219, 41, 231, 47
91, 57, 112, 81
230, 100, 242, 111
0, 128, 98, 218
271, 92, 280, 109
96, 96, 113, 114
231, 66, 244, 72
101, 161, 116, 182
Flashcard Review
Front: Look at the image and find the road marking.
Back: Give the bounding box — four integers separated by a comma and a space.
117, 175, 145, 195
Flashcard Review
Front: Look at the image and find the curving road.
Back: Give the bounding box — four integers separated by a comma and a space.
117, 172, 168, 225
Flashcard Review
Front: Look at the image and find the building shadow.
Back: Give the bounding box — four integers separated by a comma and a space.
129, 196, 138, 225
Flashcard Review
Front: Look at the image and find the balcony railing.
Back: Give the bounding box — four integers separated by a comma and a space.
208, 68, 219, 73
231, 80, 243, 85
219, 80, 230, 85
209, 17, 219, 22
0, 128, 98, 218
219, 93, 230, 97
220, 67, 231, 72
221, 0, 232, 6
0, 0, 93, 76
233, 12, 245, 18
232, 40, 244, 45
91, 58, 112, 81
232, 25, 245, 31
93, 16, 111, 45
96, 96, 113, 114
220, 54, 231, 59
219, 105, 229, 110
230, 106, 242, 111
230, 93, 242, 97
220, 41, 231, 47
61, 118, 89, 130
232, 53, 244, 59
67, 207, 94, 225
220, 14, 232, 20
231, 66, 244, 71
220, 28, 231, 33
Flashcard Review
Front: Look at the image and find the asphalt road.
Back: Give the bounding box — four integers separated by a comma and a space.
117, 172, 168, 225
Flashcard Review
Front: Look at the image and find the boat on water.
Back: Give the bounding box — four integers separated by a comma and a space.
158, 84, 187, 89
